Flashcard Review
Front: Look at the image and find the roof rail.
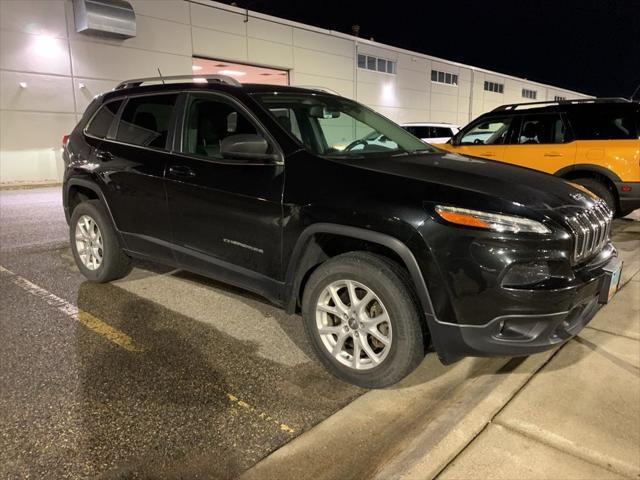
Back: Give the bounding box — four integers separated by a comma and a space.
295, 85, 341, 95
492, 97, 631, 111
114, 74, 241, 90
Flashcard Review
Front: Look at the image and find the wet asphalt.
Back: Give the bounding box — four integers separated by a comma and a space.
0, 187, 364, 479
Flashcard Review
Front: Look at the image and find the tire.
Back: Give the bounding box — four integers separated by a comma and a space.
301, 252, 425, 388
70, 200, 131, 283
573, 178, 617, 215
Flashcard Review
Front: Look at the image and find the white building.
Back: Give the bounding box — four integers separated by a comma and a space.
0, 0, 591, 185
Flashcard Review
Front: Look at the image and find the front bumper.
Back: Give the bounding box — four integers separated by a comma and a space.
430, 252, 619, 363
615, 181, 640, 213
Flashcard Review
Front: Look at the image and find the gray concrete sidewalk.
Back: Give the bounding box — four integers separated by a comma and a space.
438, 275, 640, 480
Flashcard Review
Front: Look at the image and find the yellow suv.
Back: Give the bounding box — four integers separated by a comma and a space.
436, 99, 640, 216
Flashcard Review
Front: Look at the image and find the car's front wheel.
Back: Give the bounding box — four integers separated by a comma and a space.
302, 252, 425, 388
70, 200, 131, 283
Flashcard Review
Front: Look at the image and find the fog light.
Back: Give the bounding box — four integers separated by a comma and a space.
502, 261, 551, 287
496, 317, 546, 341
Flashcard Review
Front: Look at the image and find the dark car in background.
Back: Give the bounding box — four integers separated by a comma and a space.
62, 75, 621, 387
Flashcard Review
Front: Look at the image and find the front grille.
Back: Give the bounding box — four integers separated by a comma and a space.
564, 201, 613, 263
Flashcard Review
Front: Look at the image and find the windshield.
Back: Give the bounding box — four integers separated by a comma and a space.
251, 92, 435, 157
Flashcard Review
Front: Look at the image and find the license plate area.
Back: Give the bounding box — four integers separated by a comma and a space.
598, 258, 623, 304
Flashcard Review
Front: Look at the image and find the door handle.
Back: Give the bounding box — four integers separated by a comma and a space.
168, 165, 196, 177
95, 150, 112, 161
544, 152, 563, 157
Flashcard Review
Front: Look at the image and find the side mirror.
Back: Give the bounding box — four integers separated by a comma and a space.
220, 134, 279, 162
450, 133, 460, 146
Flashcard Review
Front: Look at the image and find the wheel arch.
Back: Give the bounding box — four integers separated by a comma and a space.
283, 224, 436, 322
64, 178, 123, 243
554, 164, 622, 183
555, 164, 621, 208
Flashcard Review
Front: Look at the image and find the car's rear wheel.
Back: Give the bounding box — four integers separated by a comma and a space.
70, 200, 131, 283
573, 178, 617, 214
302, 252, 425, 388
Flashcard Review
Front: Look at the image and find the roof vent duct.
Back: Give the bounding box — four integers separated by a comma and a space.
73, 0, 136, 39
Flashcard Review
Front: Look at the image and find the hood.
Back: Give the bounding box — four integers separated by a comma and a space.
335, 151, 599, 218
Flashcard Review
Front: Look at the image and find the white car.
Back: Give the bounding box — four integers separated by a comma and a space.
401, 122, 460, 144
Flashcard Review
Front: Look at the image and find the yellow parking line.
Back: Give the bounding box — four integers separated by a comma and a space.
0, 266, 145, 352
226, 393, 296, 434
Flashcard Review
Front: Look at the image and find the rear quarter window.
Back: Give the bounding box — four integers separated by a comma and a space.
569, 107, 639, 140
85, 100, 123, 138
115, 94, 178, 149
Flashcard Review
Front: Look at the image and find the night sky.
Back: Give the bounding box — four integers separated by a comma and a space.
237, 0, 640, 98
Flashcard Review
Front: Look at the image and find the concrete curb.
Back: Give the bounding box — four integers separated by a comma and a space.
0, 182, 62, 190
370, 350, 558, 480
240, 350, 558, 480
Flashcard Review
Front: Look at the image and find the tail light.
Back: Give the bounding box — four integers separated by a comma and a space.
62, 135, 70, 148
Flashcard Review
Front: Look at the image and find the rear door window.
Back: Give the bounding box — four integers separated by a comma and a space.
431, 126, 453, 138
517, 113, 567, 144
115, 94, 178, 149
403, 126, 430, 138
569, 107, 639, 140
86, 100, 123, 138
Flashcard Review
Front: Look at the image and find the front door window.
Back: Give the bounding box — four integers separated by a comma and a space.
182, 97, 263, 159
459, 118, 513, 145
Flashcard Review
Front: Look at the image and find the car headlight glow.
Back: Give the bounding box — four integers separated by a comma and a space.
435, 205, 551, 235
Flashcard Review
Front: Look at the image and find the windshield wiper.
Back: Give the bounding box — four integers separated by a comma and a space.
409, 148, 434, 154
392, 148, 433, 157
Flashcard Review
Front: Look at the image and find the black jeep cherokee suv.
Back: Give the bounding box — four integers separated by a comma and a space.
62, 75, 622, 388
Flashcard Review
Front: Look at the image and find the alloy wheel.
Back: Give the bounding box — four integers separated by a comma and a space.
315, 279, 392, 370
75, 215, 103, 271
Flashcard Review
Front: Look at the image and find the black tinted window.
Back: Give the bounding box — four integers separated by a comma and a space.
404, 126, 430, 138
517, 114, 566, 144
432, 127, 453, 137
182, 97, 260, 159
115, 94, 178, 148
570, 108, 638, 140
86, 100, 122, 138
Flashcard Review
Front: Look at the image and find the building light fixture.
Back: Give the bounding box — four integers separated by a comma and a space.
219, 69, 247, 77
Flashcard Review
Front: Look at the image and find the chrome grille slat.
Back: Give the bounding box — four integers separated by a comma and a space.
594, 205, 607, 249
565, 201, 612, 264
578, 213, 591, 257
586, 209, 601, 251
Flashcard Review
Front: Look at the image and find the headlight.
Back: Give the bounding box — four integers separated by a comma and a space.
435, 205, 551, 234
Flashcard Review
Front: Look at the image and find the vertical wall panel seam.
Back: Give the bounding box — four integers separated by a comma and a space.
64, 0, 78, 115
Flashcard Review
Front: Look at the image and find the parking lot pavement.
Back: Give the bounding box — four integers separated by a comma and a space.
0, 187, 363, 479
